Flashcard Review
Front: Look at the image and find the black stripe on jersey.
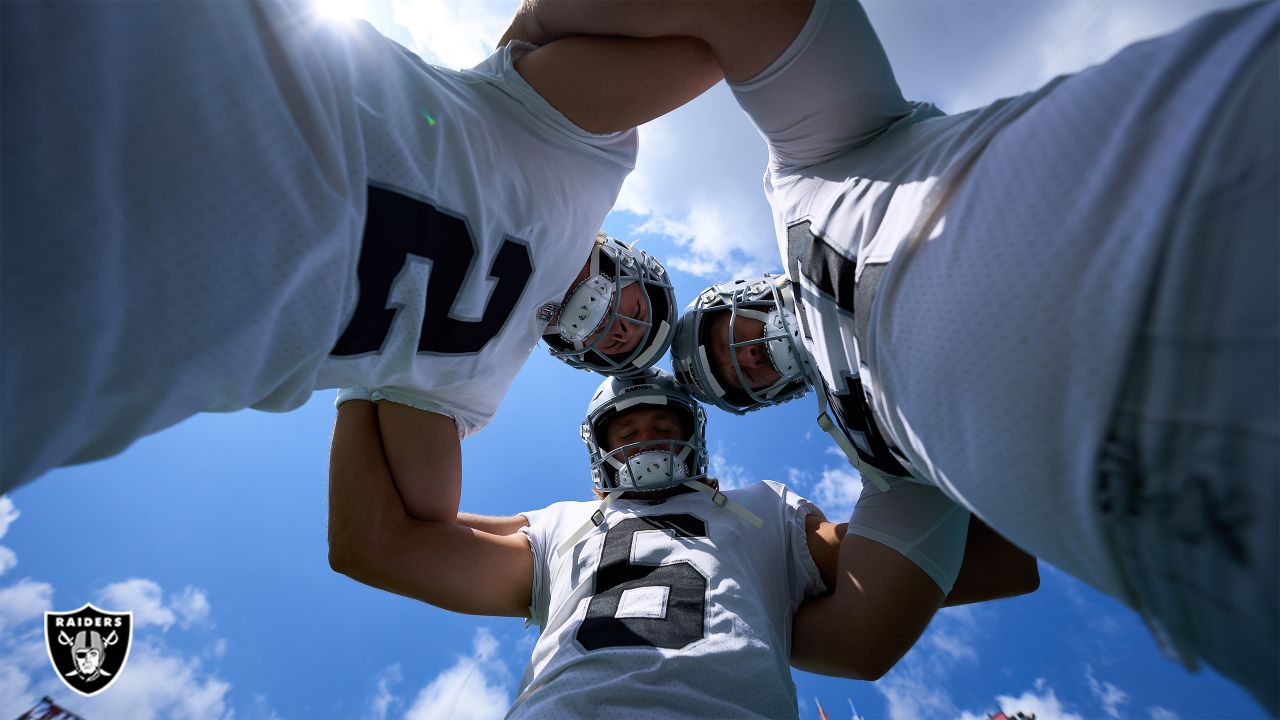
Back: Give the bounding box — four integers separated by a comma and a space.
787, 220, 857, 314
785, 220, 911, 479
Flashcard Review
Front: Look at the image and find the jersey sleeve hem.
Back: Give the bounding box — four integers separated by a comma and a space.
518, 508, 549, 628
367, 387, 488, 439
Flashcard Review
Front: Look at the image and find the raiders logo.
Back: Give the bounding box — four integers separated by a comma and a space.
44, 604, 133, 697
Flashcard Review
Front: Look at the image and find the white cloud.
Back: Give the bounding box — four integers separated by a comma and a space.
390, 0, 512, 70
1086, 665, 1131, 719
171, 587, 212, 629
709, 443, 753, 490
0, 496, 18, 538
0, 666, 41, 719
1148, 705, 1181, 720
98, 579, 176, 630
370, 663, 403, 720
78, 639, 232, 720
0, 578, 233, 720
0, 496, 18, 576
811, 466, 864, 519
0, 578, 53, 632
97, 580, 211, 631
619, 84, 778, 279
994, 679, 1086, 720
404, 627, 513, 720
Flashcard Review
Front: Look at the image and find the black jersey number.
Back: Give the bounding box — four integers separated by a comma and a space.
576, 514, 709, 651
331, 185, 534, 357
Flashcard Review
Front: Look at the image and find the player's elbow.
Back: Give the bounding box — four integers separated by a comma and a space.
849, 652, 896, 681
797, 648, 898, 682
327, 528, 364, 578
327, 519, 390, 582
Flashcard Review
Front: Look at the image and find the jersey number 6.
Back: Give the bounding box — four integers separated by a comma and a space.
577, 514, 709, 651
331, 185, 534, 357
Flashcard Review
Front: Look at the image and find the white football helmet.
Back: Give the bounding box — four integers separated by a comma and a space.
556, 368, 763, 557
581, 368, 708, 494
671, 274, 811, 414
544, 233, 676, 375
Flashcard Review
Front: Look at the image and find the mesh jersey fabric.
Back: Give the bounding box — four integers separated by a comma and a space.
0, 2, 636, 488
511, 480, 823, 719
730, 0, 1277, 607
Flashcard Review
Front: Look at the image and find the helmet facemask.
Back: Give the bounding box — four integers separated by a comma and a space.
545, 234, 676, 375
581, 372, 708, 497
673, 275, 811, 414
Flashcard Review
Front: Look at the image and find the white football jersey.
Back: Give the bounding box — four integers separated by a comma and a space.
1, 2, 635, 487
730, 0, 1278, 602
511, 481, 824, 719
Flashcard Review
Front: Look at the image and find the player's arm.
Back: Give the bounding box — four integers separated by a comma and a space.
943, 516, 1039, 607
511, 34, 721, 134
373, 399, 463, 524
457, 512, 531, 536
499, 0, 813, 83
805, 513, 847, 592
791, 480, 967, 680
790, 532, 944, 680
328, 401, 533, 617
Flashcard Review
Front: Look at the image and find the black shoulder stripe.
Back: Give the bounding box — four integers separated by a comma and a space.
786, 220, 857, 313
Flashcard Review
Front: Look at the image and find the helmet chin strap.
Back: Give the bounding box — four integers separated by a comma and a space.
557, 449, 764, 557
556, 490, 624, 557
682, 479, 763, 528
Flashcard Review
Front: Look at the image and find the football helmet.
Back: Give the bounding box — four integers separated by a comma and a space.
581, 368, 708, 494
671, 274, 811, 414
557, 368, 763, 557
544, 233, 676, 375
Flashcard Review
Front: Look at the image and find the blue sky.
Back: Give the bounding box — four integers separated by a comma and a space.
0, 1, 1269, 718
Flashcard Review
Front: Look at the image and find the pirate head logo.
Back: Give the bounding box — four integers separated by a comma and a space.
44, 604, 132, 696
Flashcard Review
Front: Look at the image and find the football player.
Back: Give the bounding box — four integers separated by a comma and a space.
0, 2, 708, 498
329, 369, 1038, 717
502, 0, 1278, 710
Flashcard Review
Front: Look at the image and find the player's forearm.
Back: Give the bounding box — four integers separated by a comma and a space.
328, 404, 531, 616
790, 535, 943, 680
340, 521, 533, 617
500, 0, 813, 83
457, 512, 529, 536
791, 594, 884, 679
942, 517, 1040, 607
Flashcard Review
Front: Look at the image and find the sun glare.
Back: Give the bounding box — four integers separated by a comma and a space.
312, 0, 363, 22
